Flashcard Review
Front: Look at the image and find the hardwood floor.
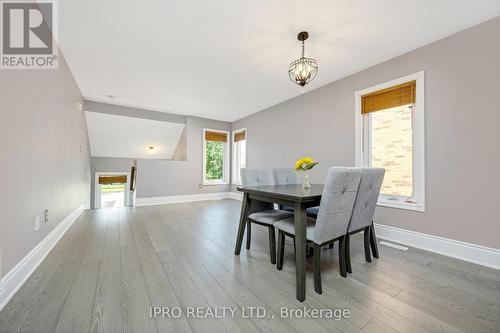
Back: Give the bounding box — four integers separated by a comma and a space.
1, 199, 499, 332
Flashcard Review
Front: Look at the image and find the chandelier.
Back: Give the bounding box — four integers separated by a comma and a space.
288, 31, 318, 87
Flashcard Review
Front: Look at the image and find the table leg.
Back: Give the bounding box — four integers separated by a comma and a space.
294, 202, 307, 302
234, 192, 250, 255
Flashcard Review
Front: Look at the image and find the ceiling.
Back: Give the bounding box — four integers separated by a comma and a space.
60, 1, 500, 122
85, 112, 185, 159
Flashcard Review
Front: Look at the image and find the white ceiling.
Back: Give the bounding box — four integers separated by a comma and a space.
60, 1, 500, 122
85, 112, 185, 159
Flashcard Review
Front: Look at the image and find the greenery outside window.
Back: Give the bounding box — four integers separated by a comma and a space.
203, 129, 230, 185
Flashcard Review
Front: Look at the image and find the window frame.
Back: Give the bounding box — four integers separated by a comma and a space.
202, 128, 230, 186
231, 127, 247, 186
354, 71, 425, 212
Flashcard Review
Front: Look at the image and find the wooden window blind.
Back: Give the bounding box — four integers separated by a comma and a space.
205, 131, 228, 142
99, 175, 127, 185
234, 130, 246, 142
362, 80, 416, 114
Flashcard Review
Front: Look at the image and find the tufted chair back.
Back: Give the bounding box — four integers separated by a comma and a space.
273, 168, 299, 185
312, 167, 361, 245
347, 168, 385, 233
240, 168, 275, 213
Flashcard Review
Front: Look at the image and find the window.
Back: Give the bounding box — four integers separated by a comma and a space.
232, 128, 247, 185
355, 72, 425, 211
203, 129, 230, 185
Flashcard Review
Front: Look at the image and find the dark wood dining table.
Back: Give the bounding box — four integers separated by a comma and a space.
234, 184, 324, 302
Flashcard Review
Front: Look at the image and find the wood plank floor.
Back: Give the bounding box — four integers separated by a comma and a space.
1, 199, 499, 333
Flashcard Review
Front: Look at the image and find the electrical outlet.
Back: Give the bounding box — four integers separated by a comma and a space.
44, 209, 49, 223
35, 216, 40, 231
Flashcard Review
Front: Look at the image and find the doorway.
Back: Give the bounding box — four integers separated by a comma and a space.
100, 183, 125, 208
94, 172, 131, 209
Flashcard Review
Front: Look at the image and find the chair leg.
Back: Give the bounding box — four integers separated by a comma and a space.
277, 230, 285, 270
313, 244, 322, 294
345, 234, 352, 273
245, 220, 251, 250
306, 244, 313, 256
268, 226, 276, 264
364, 226, 372, 262
329, 242, 334, 249
339, 236, 347, 277
370, 222, 379, 259
293, 238, 296, 257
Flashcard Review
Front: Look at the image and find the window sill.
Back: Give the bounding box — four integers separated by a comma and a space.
203, 181, 229, 186
377, 199, 425, 212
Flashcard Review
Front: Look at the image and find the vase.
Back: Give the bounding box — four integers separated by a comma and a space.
302, 171, 311, 189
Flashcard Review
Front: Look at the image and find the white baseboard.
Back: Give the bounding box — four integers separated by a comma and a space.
229, 192, 243, 201
0, 203, 85, 311
374, 223, 500, 270
135, 192, 238, 206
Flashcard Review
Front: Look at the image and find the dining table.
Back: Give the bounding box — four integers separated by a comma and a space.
234, 184, 324, 302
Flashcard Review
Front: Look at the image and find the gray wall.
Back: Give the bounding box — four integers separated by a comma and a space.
0, 54, 90, 275
89, 115, 231, 199
91, 157, 135, 173
85, 100, 186, 124
172, 127, 188, 161
136, 116, 231, 198
232, 17, 500, 249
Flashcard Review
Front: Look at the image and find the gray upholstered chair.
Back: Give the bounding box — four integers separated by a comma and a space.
240, 168, 294, 264
273, 167, 299, 185
273, 168, 320, 218
274, 167, 361, 294
345, 168, 385, 273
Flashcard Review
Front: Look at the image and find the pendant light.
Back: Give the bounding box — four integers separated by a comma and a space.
288, 31, 318, 87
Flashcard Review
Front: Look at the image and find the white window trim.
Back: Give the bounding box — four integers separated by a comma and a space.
94, 172, 131, 209
354, 71, 426, 212
202, 128, 230, 186
231, 127, 247, 186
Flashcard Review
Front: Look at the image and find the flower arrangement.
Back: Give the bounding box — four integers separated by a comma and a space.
294, 157, 319, 171
294, 157, 319, 189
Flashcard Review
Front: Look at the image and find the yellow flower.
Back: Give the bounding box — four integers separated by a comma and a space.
294, 157, 315, 171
